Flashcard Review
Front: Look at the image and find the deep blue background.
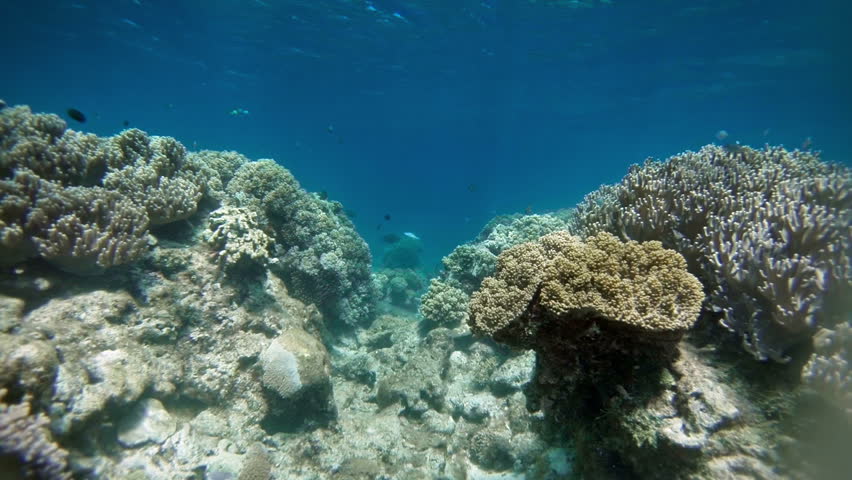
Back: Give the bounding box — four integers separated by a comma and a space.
2, 0, 850, 267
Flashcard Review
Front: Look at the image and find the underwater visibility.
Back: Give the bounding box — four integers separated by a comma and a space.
0, 1, 850, 479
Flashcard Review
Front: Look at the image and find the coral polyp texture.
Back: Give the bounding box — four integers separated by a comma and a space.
0, 105, 212, 274
205, 206, 272, 270
226, 159, 377, 327
572, 145, 851, 362
469, 231, 704, 347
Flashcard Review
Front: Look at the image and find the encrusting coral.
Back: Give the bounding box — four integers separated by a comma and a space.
469, 231, 704, 347
419, 278, 470, 327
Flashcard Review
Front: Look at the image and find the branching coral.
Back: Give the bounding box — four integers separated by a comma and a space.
0, 389, 71, 480
1, 169, 149, 274
0, 105, 221, 274
101, 129, 209, 225
225, 160, 377, 327
205, 206, 272, 270
572, 145, 851, 361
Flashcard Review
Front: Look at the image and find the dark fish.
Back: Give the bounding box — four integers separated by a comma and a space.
67, 108, 86, 123
318, 190, 329, 200
344, 209, 356, 218
327, 124, 334, 134
723, 142, 745, 155
801, 137, 813, 150
467, 183, 478, 192
384, 214, 391, 221
0, 99, 7, 110
383, 233, 401, 244
524, 205, 533, 215
123, 120, 130, 127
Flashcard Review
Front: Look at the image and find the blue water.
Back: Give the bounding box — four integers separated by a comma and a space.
2, 0, 850, 267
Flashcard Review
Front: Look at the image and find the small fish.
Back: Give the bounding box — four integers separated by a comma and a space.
344, 209, 356, 218
403, 232, 420, 240
327, 124, 334, 134
715, 130, 729, 141
317, 191, 328, 200
383, 233, 401, 244
384, 214, 391, 221
229, 108, 250, 116
67, 108, 86, 123
762, 128, 771, 137
467, 183, 478, 193
801, 137, 813, 150
0, 99, 6, 110
524, 205, 533, 215
723, 142, 745, 155
122, 120, 130, 127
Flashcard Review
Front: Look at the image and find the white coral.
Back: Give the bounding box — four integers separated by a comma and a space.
206, 206, 272, 268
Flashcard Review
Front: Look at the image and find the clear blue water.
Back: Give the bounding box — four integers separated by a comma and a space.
2, 0, 850, 267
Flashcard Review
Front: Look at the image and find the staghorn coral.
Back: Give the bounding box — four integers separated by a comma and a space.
0, 389, 71, 480
227, 160, 377, 327
573, 144, 851, 361
419, 278, 470, 327
469, 231, 704, 346
205, 206, 272, 270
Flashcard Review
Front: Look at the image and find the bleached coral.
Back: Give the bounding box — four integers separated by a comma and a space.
205, 206, 272, 270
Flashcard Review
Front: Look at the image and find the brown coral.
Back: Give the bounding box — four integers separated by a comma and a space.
572, 144, 851, 361
469, 231, 704, 346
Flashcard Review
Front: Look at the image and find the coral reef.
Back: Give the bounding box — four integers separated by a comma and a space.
100, 128, 210, 225
418, 213, 572, 332
0, 389, 71, 480
205, 206, 273, 271
572, 145, 851, 361
418, 278, 470, 327
801, 321, 852, 419
381, 235, 423, 269
1, 169, 149, 274
0, 105, 214, 274
260, 328, 336, 431
469, 231, 704, 345
372, 268, 426, 311
227, 159, 377, 328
